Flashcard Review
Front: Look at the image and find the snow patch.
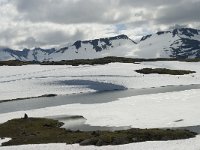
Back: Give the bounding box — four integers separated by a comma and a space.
0, 138, 11, 146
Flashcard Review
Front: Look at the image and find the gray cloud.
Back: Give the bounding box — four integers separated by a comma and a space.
0, 0, 200, 49
40, 30, 85, 44
16, 30, 85, 48
156, 1, 200, 25
0, 29, 18, 41
13, 0, 200, 27
0, 28, 21, 48
17, 37, 46, 49
13, 0, 131, 24
118, 0, 181, 7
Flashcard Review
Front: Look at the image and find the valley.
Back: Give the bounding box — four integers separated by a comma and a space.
1, 60, 200, 149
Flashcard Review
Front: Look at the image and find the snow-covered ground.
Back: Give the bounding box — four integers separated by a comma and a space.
1, 135, 200, 150
1, 88, 200, 128
0, 138, 11, 146
1, 61, 200, 149
0, 61, 200, 101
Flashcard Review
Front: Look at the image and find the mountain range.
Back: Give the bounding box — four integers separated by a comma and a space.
0, 27, 200, 61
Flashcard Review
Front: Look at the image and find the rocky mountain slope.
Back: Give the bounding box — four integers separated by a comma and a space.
0, 28, 200, 61
137, 28, 200, 59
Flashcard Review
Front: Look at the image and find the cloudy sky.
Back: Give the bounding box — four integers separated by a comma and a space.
0, 0, 200, 49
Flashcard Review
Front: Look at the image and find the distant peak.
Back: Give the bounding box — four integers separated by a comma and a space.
172, 27, 199, 37
114, 34, 129, 39
172, 27, 199, 32
0, 47, 13, 52
140, 34, 152, 41
72, 34, 133, 45
139, 27, 200, 42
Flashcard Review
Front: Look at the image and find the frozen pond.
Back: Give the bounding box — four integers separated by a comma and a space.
0, 84, 200, 114
47, 115, 131, 131
49, 115, 200, 134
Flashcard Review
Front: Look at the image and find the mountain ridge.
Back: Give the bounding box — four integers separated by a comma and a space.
0, 27, 200, 61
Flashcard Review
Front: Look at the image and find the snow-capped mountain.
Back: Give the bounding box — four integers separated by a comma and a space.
0, 34, 135, 61
0, 28, 200, 61
136, 28, 200, 59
